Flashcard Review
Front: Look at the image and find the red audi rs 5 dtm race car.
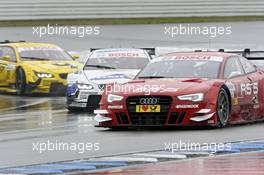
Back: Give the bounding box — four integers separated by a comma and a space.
94, 50, 264, 128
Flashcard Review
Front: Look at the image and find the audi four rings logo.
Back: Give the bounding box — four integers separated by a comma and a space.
139, 98, 158, 104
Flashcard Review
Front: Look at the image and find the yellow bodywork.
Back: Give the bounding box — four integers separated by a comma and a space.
0, 42, 82, 94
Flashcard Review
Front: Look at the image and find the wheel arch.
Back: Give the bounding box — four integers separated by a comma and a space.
16, 66, 27, 82
221, 84, 232, 113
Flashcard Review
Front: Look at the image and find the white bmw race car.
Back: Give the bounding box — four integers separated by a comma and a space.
66, 48, 153, 111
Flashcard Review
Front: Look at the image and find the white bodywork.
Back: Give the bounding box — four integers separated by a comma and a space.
67, 48, 151, 108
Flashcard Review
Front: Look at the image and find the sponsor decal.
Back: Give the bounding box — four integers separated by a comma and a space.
5, 64, 16, 71
18, 46, 62, 52
231, 98, 239, 105
176, 104, 199, 109
209, 56, 224, 62
52, 63, 70, 66
91, 49, 147, 58
207, 119, 215, 124
252, 96, 259, 104
240, 107, 252, 120
108, 105, 123, 109
52, 63, 78, 68
159, 55, 223, 62
161, 87, 179, 92
108, 52, 139, 57
136, 105, 160, 113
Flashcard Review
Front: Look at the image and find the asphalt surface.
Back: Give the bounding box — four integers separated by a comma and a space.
0, 21, 264, 168
1, 94, 264, 168
85, 151, 264, 175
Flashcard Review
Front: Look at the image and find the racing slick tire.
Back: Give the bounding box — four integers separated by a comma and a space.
16, 68, 26, 95
216, 88, 230, 128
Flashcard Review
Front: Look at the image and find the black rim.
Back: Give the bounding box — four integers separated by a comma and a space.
217, 91, 229, 125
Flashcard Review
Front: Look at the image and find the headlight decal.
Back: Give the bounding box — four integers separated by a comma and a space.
177, 93, 204, 102
35, 72, 53, 78
107, 94, 124, 103
77, 83, 94, 90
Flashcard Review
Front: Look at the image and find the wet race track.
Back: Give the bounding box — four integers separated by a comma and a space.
0, 22, 264, 172
1, 94, 264, 169
0, 94, 90, 133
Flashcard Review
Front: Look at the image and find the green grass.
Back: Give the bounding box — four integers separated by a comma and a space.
1, 16, 264, 27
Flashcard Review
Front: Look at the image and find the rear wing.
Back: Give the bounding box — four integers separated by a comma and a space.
218, 48, 264, 60
0, 40, 25, 44
90, 48, 155, 56
218, 48, 264, 69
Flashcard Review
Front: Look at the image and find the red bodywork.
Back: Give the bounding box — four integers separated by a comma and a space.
95, 52, 264, 128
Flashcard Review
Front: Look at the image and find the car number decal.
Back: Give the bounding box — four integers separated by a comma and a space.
240, 82, 258, 96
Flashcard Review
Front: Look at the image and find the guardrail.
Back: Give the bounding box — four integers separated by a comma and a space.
1, 0, 264, 20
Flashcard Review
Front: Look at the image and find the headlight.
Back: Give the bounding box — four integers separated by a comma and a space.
35, 72, 53, 78
177, 93, 204, 102
107, 94, 123, 103
77, 83, 94, 90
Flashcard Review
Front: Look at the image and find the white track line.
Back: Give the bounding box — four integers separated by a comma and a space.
94, 157, 158, 162
0, 174, 25, 175
133, 153, 187, 159
171, 151, 211, 155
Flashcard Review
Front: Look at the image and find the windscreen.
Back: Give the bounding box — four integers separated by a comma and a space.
19, 47, 73, 61
85, 49, 149, 70
137, 59, 221, 79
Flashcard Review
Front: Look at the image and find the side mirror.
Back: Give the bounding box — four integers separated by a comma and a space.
228, 71, 242, 79
71, 54, 80, 60
2, 55, 11, 61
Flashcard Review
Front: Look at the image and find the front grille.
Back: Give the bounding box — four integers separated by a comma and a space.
126, 96, 172, 126
59, 73, 68, 79
115, 112, 129, 125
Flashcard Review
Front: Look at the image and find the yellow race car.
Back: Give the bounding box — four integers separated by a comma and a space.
0, 41, 82, 95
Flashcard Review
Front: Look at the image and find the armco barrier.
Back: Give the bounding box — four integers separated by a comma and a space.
0, 0, 264, 20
